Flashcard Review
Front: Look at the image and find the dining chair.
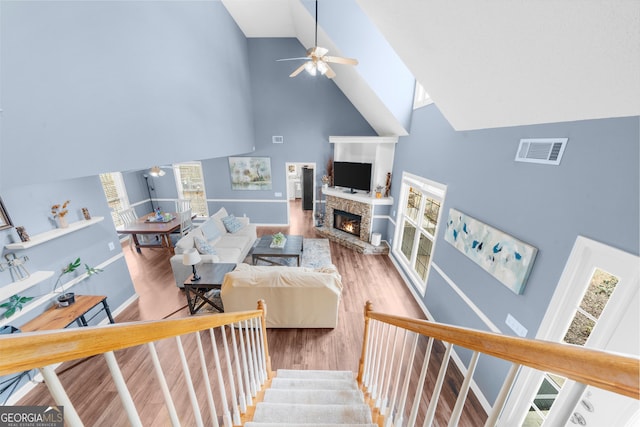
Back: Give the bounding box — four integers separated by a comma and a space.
178, 209, 193, 236
118, 208, 138, 249
175, 199, 191, 213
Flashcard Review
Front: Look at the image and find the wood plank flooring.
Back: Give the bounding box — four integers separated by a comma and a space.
17, 200, 488, 426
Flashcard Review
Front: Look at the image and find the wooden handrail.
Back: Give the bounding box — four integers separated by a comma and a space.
365, 307, 639, 399
0, 309, 264, 376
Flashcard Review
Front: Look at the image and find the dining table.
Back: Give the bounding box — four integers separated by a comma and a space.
116, 212, 184, 253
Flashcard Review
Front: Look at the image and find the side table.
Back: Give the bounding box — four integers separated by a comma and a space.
183, 263, 236, 315
21, 295, 115, 332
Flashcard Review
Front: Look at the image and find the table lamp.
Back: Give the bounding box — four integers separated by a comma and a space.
182, 249, 201, 282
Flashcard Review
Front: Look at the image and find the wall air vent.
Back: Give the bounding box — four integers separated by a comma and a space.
272, 136, 284, 144
515, 138, 568, 165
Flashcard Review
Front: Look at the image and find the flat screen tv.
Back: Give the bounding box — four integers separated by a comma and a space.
333, 161, 372, 193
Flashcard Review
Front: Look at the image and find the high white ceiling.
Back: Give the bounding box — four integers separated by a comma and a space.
223, 0, 640, 132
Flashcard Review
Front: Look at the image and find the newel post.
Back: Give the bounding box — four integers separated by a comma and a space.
257, 300, 273, 378
357, 300, 374, 384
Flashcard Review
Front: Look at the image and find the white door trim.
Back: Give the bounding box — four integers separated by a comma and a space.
498, 236, 639, 426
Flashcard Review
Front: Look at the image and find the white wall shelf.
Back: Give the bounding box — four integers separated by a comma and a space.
0, 270, 55, 302
4, 217, 105, 251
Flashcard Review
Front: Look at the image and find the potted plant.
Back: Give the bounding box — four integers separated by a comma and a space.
53, 257, 102, 307
0, 294, 34, 319
271, 232, 286, 248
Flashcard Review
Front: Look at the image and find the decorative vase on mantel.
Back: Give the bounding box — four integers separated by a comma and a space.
57, 216, 69, 229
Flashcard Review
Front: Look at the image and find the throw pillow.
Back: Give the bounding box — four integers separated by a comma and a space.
200, 219, 222, 244
222, 214, 243, 233
194, 237, 216, 255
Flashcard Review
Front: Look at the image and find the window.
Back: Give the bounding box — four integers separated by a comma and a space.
99, 172, 129, 227
173, 162, 208, 217
393, 173, 446, 293
413, 81, 433, 109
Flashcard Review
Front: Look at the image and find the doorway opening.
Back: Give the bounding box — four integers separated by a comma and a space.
285, 162, 316, 228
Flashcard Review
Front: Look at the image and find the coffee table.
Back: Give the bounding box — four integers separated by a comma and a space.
251, 234, 304, 266
183, 263, 236, 314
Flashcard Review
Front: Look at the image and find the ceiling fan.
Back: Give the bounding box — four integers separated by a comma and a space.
278, 0, 358, 79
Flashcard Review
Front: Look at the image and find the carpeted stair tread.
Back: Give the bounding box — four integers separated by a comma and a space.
263, 388, 365, 405
245, 424, 377, 427
271, 377, 359, 390
276, 369, 355, 381
252, 403, 373, 424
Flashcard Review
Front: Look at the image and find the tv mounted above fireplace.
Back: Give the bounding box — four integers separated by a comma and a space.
333, 161, 372, 193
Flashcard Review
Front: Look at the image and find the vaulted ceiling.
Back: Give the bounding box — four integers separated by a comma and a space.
223, 0, 640, 133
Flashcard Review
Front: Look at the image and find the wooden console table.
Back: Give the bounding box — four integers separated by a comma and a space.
20, 295, 115, 332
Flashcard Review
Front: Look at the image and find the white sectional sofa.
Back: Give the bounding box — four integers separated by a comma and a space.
170, 208, 257, 288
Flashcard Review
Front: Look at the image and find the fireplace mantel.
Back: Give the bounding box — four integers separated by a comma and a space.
322, 187, 393, 206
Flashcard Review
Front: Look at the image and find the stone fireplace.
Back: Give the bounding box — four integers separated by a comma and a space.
333, 209, 362, 237
316, 191, 389, 254
324, 195, 372, 242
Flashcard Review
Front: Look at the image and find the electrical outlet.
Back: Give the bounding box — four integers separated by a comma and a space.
275, 192, 282, 197
506, 313, 528, 337
108, 242, 115, 251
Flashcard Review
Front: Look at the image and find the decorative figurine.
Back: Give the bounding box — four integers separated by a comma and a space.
0, 253, 31, 280
15, 226, 30, 242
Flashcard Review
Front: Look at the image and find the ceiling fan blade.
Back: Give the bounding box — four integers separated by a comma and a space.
324, 63, 336, 79
323, 56, 359, 66
289, 63, 307, 78
276, 57, 311, 62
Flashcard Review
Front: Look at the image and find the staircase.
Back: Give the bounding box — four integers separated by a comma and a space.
247, 369, 376, 427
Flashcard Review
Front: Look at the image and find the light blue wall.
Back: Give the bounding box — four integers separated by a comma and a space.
0, 0, 254, 190
388, 106, 640, 403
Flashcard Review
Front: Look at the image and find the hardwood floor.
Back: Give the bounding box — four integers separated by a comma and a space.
17, 200, 487, 426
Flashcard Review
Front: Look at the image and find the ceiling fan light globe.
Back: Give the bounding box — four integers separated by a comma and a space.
304, 61, 317, 76
317, 60, 328, 75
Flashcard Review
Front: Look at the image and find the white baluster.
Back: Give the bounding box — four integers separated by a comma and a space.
103, 350, 144, 427
229, 322, 247, 413
380, 326, 400, 414
251, 318, 266, 387
147, 342, 180, 427
235, 321, 253, 406
369, 321, 382, 396
220, 325, 241, 425
386, 329, 409, 427
448, 351, 480, 427
195, 332, 220, 427
374, 322, 392, 405
395, 332, 419, 427
243, 319, 258, 395
39, 365, 84, 427
363, 318, 378, 387
174, 337, 204, 427
209, 328, 233, 427
484, 363, 520, 427
407, 337, 435, 426
422, 342, 453, 427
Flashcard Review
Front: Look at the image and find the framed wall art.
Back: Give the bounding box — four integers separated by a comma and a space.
0, 198, 13, 231
228, 157, 273, 190
444, 208, 537, 295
